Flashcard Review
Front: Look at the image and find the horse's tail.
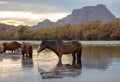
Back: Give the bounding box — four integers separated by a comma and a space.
29, 45, 33, 59
77, 43, 82, 60
77, 49, 82, 60
79, 47, 82, 59
77, 45, 82, 67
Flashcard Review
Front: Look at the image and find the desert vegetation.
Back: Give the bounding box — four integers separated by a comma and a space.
0, 19, 120, 40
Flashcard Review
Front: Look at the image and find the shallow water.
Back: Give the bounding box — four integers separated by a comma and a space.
0, 43, 120, 82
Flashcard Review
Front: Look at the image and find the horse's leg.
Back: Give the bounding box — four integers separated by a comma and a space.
29, 53, 32, 58
13, 49, 15, 53
4, 49, 6, 53
77, 52, 81, 63
57, 54, 62, 66
72, 52, 76, 66
12, 50, 13, 53
22, 54, 25, 60
29, 53, 32, 59
77, 50, 82, 68
26, 53, 29, 58
29, 45, 33, 59
22, 52, 25, 60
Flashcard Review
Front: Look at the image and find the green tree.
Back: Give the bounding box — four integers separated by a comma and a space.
18, 25, 28, 39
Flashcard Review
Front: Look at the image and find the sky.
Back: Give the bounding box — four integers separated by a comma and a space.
0, 0, 120, 26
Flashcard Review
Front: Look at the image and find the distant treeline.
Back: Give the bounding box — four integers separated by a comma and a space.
0, 19, 120, 40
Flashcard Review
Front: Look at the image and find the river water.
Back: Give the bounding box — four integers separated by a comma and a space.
0, 41, 120, 82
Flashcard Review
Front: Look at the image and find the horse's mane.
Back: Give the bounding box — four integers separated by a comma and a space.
11, 41, 17, 43
43, 40, 63, 46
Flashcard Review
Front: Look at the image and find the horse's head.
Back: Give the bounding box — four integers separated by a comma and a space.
37, 41, 47, 56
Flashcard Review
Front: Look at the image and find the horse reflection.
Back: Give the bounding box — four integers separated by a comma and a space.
21, 58, 33, 68
38, 60, 82, 79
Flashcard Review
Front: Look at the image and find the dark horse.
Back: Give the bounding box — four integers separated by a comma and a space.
21, 42, 33, 59
37, 40, 82, 66
3, 41, 21, 53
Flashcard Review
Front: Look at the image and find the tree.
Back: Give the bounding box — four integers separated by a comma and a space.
81, 21, 101, 40
18, 25, 28, 39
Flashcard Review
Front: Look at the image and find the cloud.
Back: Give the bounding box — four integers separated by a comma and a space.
0, 11, 69, 26
0, 1, 9, 4
0, 0, 70, 26
0, 1, 71, 13
0, 0, 120, 26
0, 19, 26, 26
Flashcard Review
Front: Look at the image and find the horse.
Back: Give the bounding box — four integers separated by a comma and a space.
21, 42, 33, 59
3, 41, 21, 53
37, 40, 82, 66
0, 43, 4, 54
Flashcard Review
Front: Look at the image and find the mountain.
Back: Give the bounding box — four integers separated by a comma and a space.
32, 4, 116, 28
0, 23, 17, 30
56, 4, 116, 25
32, 19, 55, 28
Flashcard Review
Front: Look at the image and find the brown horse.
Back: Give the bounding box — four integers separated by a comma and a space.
0, 43, 4, 54
21, 42, 33, 59
3, 41, 21, 53
37, 40, 82, 66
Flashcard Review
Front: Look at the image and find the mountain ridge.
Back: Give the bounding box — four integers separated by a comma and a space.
32, 4, 116, 28
56, 4, 115, 25
0, 23, 17, 30
32, 19, 55, 28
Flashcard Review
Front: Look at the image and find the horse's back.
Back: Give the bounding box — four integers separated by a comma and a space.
62, 41, 82, 52
21, 43, 28, 53
3, 42, 11, 50
21, 42, 33, 59
62, 41, 81, 47
3, 42, 9, 47
71, 41, 82, 50
54, 41, 81, 54
21, 43, 33, 53
11, 41, 21, 48
3, 41, 21, 50
72, 41, 82, 46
